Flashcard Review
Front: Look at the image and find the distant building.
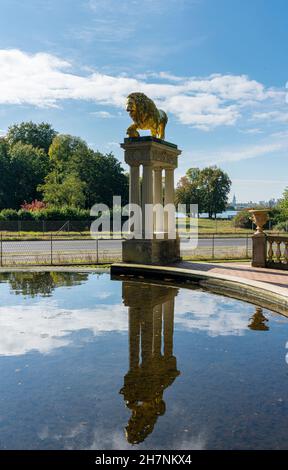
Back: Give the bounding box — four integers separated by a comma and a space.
232, 194, 237, 207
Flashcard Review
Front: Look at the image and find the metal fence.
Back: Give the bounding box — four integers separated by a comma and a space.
0, 218, 255, 234
0, 233, 252, 266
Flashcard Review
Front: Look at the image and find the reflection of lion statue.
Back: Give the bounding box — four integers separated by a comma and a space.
126, 92, 168, 140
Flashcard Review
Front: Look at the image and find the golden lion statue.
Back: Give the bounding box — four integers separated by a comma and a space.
126, 92, 168, 140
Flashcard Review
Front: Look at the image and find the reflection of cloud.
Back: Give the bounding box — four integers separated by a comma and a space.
87, 428, 207, 450
64, 427, 207, 450
0, 287, 257, 357
175, 290, 251, 337
0, 301, 128, 356
37, 423, 207, 450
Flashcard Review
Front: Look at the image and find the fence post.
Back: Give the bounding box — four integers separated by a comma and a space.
212, 233, 215, 260
0, 233, 2, 267
96, 237, 99, 264
50, 234, 53, 265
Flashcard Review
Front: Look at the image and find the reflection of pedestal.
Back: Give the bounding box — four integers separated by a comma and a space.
248, 307, 269, 331
120, 281, 180, 445
121, 137, 181, 265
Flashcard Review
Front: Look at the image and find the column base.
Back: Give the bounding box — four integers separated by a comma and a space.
123, 238, 181, 265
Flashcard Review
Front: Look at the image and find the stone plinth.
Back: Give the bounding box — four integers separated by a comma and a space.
252, 232, 267, 268
122, 238, 180, 265
121, 137, 181, 265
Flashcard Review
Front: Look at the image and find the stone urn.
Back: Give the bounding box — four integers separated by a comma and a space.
248, 209, 269, 234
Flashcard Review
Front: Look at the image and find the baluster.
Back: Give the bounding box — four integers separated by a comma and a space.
284, 241, 288, 264
276, 240, 282, 263
267, 239, 274, 262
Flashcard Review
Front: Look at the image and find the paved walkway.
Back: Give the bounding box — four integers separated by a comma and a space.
178, 261, 288, 289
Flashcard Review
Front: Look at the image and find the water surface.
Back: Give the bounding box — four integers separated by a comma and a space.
0, 271, 287, 450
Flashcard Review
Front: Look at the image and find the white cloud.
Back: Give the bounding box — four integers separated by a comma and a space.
238, 128, 263, 134
183, 139, 288, 165
90, 110, 114, 118
0, 49, 285, 130
252, 111, 288, 123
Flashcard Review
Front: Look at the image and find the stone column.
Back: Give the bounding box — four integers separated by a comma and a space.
164, 168, 175, 235
142, 164, 154, 238
129, 165, 140, 206
153, 168, 163, 234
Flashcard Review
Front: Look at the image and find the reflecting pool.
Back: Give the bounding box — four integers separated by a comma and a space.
0, 272, 288, 450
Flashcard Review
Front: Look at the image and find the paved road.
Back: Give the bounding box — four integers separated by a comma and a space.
2, 237, 252, 254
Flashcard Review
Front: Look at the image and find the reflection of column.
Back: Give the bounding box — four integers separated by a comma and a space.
141, 307, 153, 366
129, 165, 140, 206
163, 299, 174, 358
164, 168, 175, 234
120, 281, 180, 445
129, 307, 140, 370
153, 168, 163, 233
142, 164, 153, 237
152, 304, 162, 358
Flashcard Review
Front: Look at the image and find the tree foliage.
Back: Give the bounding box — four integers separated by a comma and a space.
6, 121, 57, 154
0, 123, 128, 211
40, 134, 128, 209
176, 166, 231, 218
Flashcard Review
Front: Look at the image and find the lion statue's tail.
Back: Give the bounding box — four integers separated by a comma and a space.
158, 110, 168, 140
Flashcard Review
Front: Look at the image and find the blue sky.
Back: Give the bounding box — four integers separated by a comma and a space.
0, 0, 287, 202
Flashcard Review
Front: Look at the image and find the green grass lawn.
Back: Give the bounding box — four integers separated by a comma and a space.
0, 217, 280, 240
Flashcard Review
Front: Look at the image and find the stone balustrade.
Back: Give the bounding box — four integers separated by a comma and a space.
266, 235, 288, 269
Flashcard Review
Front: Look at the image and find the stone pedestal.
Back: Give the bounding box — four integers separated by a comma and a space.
252, 232, 267, 268
249, 209, 269, 268
122, 238, 180, 265
121, 137, 181, 265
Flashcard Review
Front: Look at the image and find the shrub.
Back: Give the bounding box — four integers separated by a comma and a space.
21, 200, 47, 212
33, 206, 91, 221
17, 209, 34, 220
274, 221, 288, 232
233, 210, 252, 229
0, 209, 19, 220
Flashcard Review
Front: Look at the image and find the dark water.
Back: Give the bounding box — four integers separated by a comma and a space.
0, 271, 288, 450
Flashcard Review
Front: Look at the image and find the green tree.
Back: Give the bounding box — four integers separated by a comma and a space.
175, 168, 204, 214
7, 121, 57, 154
40, 172, 86, 208
44, 134, 128, 208
0, 138, 13, 209
8, 142, 50, 208
278, 187, 288, 219
199, 166, 231, 218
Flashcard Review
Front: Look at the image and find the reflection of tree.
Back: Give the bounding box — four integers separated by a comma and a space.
248, 307, 269, 331
0, 272, 89, 297
120, 281, 180, 445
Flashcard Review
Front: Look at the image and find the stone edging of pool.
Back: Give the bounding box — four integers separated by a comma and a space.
111, 263, 288, 317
